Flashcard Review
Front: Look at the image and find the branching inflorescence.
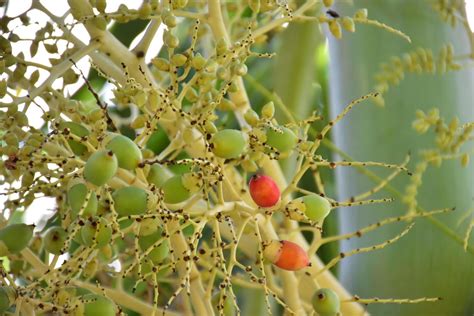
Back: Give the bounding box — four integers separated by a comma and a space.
0, 0, 469, 315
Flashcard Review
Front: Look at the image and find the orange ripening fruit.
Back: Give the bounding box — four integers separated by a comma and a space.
263, 240, 309, 271
249, 174, 280, 207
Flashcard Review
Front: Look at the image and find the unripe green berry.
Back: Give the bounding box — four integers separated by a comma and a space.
67, 183, 98, 218
147, 164, 173, 188
312, 288, 340, 316
287, 194, 331, 222
146, 129, 170, 155
83, 150, 118, 186
192, 53, 206, 70
266, 126, 297, 153
211, 129, 247, 159
112, 186, 148, 216
58, 121, 90, 156
163, 14, 177, 28
0, 286, 16, 312
106, 135, 142, 170
139, 229, 169, 263
171, 53, 187, 67
83, 294, 117, 316
81, 217, 112, 248
138, 218, 161, 236
152, 57, 170, 71
0, 224, 34, 255
162, 175, 191, 204
43, 226, 67, 255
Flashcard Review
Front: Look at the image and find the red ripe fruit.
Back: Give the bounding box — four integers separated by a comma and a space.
249, 174, 280, 207
264, 240, 310, 271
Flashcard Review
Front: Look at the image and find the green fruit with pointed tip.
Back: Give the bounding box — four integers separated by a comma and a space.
138, 229, 169, 263
67, 183, 98, 218
112, 186, 148, 217
266, 126, 297, 153
0, 286, 16, 312
312, 288, 340, 316
302, 194, 331, 221
288, 194, 331, 222
83, 149, 118, 186
147, 164, 172, 187
0, 224, 34, 255
211, 129, 247, 159
162, 175, 191, 204
81, 217, 112, 248
83, 294, 117, 316
43, 226, 67, 255
106, 134, 143, 170
58, 121, 90, 155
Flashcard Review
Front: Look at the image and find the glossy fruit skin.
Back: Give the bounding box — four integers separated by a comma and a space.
58, 121, 90, 156
249, 174, 280, 207
81, 217, 112, 248
211, 129, 247, 159
138, 229, 169, 263
147, 164, 172, 187
263, 240, 309, 271
0, 224, 34, 256
0, 286, 16, 312
266, 126, 297, 153
67, 183, 98, 218
162, 175, 191, 204
302, 194, 331, 222
83, 149, 118, 186
312, 288, 340, 316
43, 226, 67, 255
83, 294, 116, 316
112, 186, 148, 217
106, 134, 143, 170
287, 194, 332, 222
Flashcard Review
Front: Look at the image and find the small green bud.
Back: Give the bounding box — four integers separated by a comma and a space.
233, 63, 248, 76
329, 20, 342, 39
261, 102, 275, 119
192, 53, 206, 70
163, 14, 177, 28
216, 37, 228, 55
164, 31, 179, 48
341, 17, 355, 32
244, 109, 260, 126
171, 53, 187, 66
354, 8, 368, 20
152, 57, 170, 71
